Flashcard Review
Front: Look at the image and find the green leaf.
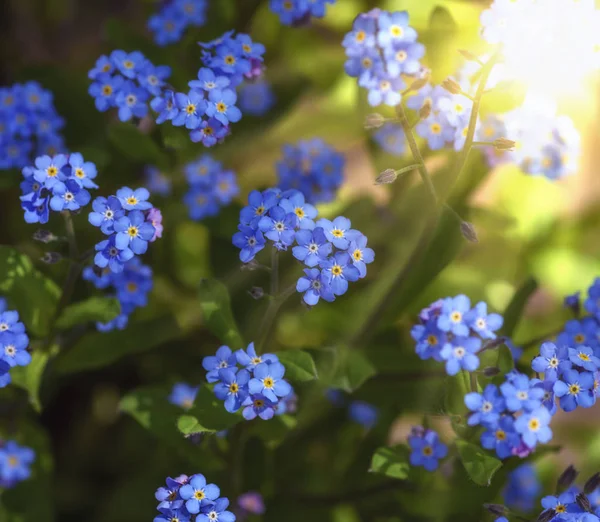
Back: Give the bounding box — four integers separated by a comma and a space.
276, 350, 318, 382
502, 277, 538, 337
198, 278, 244, 348
456, 439, 502, 486
370, 445, 410, 479
173, 223, 211, 288
10, 346, 58, 412
324, 347, 376, 392
55, 315, 181, 374
0, 246, 60, 337
176, 385, 242, 435
107, 122, 168, 168
55, 297, 120, 330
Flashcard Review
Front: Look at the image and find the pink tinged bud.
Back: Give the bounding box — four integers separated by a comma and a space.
493, 137, 516, 151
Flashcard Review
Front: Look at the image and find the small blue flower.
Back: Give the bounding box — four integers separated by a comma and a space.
408, 427, 447, 471
384, 41, 424, 76
184, 188, 220, 220
88, 73, 123, 112
211, 42, 251, 78
377, 11, 417, 47
292, 227, 332, 267
365, 75, 405, 107
532, 378, 557, 416
557, 318, 600, 351
206, 89, 242, 126
179, 474, 220, 514
347, 233, 374, 279
114, 210, 155, 255
503, 464, 541, 511
416, 113, 455, 150
0, 441, 35, 487
115, 82, 149, 122
320, 252, 361, 297
169, 383, 199, 410
33, 154, 67, 189
585, 278, 600, 318
214, 170, 239, 205
436, 294, 471, 337
348, 401, 378, 428
151, 91, 179, 124
440, 336, 481, 375
554, 369, 596, 412
316, 216, 356, 250
197, 497, 236, 522
514, 406, 552, 449
411, 319, 447, 361
296, 268, 335, 306
188, 68, 230, 92
148, 5, 186, 46
138, 63, 171, 97
568, 345, 600, 371
21, 192, 50, 224
374, 123, 406, 155
154, 507, 190, 522
464, 384, 505, 427
532, 342, 570, 382
155, 475, 188, 511
173, 90, 207, 129
49, 179, 91, 212
232, 225, 266, 263
0, 332, 30, 368
239, 81, 275, 116
88, 55, 114, 79
144, 167, 172, 197
202, 345, 237, 383
464, 301, 503, 339
0, 310, 26, 335
117, 187, 152, 210
242, 394, 277, 420
248, 361, 291, 403
541, 492, 577, 519
214, 368, 250, 413
189, 118, 229, 147
480, 415, 520, 459
110, 50, 145, 78
235, 342, 278, 370
89, 196, 125, 234
500, 373, 544, 412
94, 236, 134, 273
258, 206, 297, 246
279, 190, 317, 230
69, 152, 98, 189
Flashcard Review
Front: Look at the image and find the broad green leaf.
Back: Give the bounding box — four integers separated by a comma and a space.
276, 350, 318, 382
55, 315, 180, 374
456, 440, 502, 486
176, 385, 242, 435
502, 277, 538, 337
173, 223, 211, 288
10, 345, 58, 412
324, 347, 376, 393
0, 246, 60, 337
198, 278, 244, 348
107, 122, 168, 168
370, 445, 410, 479
55, 297, 120, 330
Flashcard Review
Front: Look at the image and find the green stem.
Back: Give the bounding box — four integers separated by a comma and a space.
256, 284, 296, 352
396, 103, 438, 206
270, 248, 279, 297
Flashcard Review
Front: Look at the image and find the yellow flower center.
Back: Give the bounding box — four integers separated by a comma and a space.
255, 205, 265, 216
352, 249, 362, 261
528, 418, 540, 431
229, 383, 239, 393
450, 311, 462, 323
243, 44, 251, 53
194, 490, 205, 500
331, 229, 344, 238
294, 207, 305, 219
263, 377, 274, 389
127, 282, 138, 292
123, 60, 134, 69
216, 102, 227, 113
430, 123, 442, 135
549, 357, 558, 368
422, 446, 433, 456
331, 265, 343, 277
578, 352, 591, 362
203, 126, 214, 136
362, 57, 372, 68
102, 85, 113, 96
254, 399, 264, 407
427, 334, 438, 345
575, 334, 585, 344
355, 30, 366, 42
75, 168, 85, 178
396, 50, 408, 62
8, 456, 18, 467
225, 55, 236, 65
251, 357, 262, 365
127, 225, 139, 238
47, 166, 58, 177
127, 196, 138, 206
30, 94, 40, 104
102, 63, 111, 72
569, 384, 581, 395
390, 25, 403, 37
496, 430, 506, 441
556, 505, 567, 514
186, 103, 196, 115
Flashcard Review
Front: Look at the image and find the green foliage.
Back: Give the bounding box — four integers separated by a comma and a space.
107, 122, 169, 169
276, 350, 318, 382
198, 278, 244, 348
315, 346, 376, 392
502, 277, 539, 337
55, 297, 121, 330
10, 346, 58, 412
176, 385, 242, 435
370, 445, 410, 479
455, 440, 503, 486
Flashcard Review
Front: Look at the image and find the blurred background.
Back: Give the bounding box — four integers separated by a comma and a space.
2, 0, 600, 521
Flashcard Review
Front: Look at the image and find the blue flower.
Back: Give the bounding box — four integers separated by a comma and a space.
144, 167, 172, 197
50, 179, 91, 212
585, 278, 600, 318
293, 227, 332, 267
374, 123, 406, 155
151, 91, 179, 124
211, 42, 251, 79
464, 301, 503, 339
88, 73, 123, 112
0, 441, 35, 487
557, 318, 600, 351
94, 236, 134, 273
296, 268, 335, 305
541, 492, 578, 519
115, 82, 149, 122
237, 492, 265, 515
114, 261, 153, 307
342, 12, 377, 54
366, 75, 405, 107
173, 90, 207, 129
189, 118, 228, 147
214, 170, 239, 205
154, 507, 190, 522
248, 361, 291, 403
202, 345, 237, 383
179, 474, 220, 514
188, 68, 230, 92
514, 406, 552, 449
320, 252, 361, 297
258, 206, 297, 246
408, 427, 447, 471
33, 154, 67, 189
554, 369, 596, 411
347, 233, 374, 278
169, 383, 199, 410
480, 415, 520, 459
416, 113, 455, 150
197, 497, 236, 522
500, 373, 544, 412
316, 216, 356, 249
148, 5, 187, 46
436, 295, 471, 336
242, 394, 277, 420
117, 187, 152, 211
214, 368, 250, 413
155, 475, 188, 511
233, 225, 266, 263
114, 210, 155, 255
440, 336, 481, 375
464, 384, 505, 427
239, 81, 275, 116
279, 190, 317, 230
377, 11, 417, 47
384, 41, 424, 76
184, 188, 220, 220
348, 401, 378, 428
89, 196, 125, 234
532, 342, 570, 382
0, 310, 26, 335
69, 152, 98, 189
110, 50, 145, 78
411, 319, 447, 361
0, 332, 30, 368
503, 464, 541, 511
564, 291, 581, 310
235, 342, 278, 370
206, 89, 242, 125
568, 345, 600, 371
88, 55, 114, 79
21, 192, 50, 224
532, 378, 557, 416
138, 63, 171, 97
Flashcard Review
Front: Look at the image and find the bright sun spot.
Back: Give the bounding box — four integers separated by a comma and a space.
481, 0, 600, 96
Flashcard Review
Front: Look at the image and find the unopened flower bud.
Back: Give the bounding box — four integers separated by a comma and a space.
493, 137, 516, 151
557, 464, 579, 492
459, 49, 480, 62
408, 73, 430, 93
576, 493, 592, 513
537, 510, 556, 522
241, 259, 261, 271
419, 99, 432, 120
460, 221, 478, 243
40, 252, 62, 264
484, 504, 507, 516
483, 367, 500, 377
33, 229, 57, 244
364, 113, 386, 130
484, 337, 507, 350
584, 472, 600, 494
375, 169, 398, 185
248, 287, 264, 300
442, 78, 462, 95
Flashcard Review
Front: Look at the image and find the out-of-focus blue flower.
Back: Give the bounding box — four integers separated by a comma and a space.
348, 401, 378, 428
408, 427, 447, 471
237, 491, 265, 515
374, 123, 406, 155
0, 441, 35, 488
144, 167, 172, 197
169, 383, 199, 410
503, 464, 541, 511
239, 81, 275, 116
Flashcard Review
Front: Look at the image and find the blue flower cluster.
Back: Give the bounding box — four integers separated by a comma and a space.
269, 0, 335, 26
89, 187, 161, 274
374, 123, 406, 156
343, 9, 424, 106
233, 188, 374, 305
88, 50, 171, 122
0, 440, 35, 489
148, 0, 208, 46
411, 295, 504, 376
183, 155, 239, 221
503, 464, 541, 512
238, 81, 275, 117
408, 426, 448, 471
202, 343, 296, 420
464, 371, 553, 459
276, 139, 344, 204
0, 82, 66, 170
154, 473, 236, 522
169, 382, 199, 410
20, 153, 97, 224
0, 298, 30, 389
83, 257, 154, 332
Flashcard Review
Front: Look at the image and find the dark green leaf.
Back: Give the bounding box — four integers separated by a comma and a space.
55, 315, 181, 374
173, 223, 211, 288
324, 347, 376, 393
370, 445, 410, 479
198, 278, 244, 348
55, 297, 120, 330
456, 440, 502, 486
107, 122, 168, 168
502, 277, 538, 337
10, 345, 58, 412
276, 350, 318, 382
0, 246, 60, 337
177, 385, 242, 435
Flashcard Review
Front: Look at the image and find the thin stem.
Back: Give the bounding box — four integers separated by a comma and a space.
256, 284, 297, 352
396, 103, 438, 206
472, 141, 494, 147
